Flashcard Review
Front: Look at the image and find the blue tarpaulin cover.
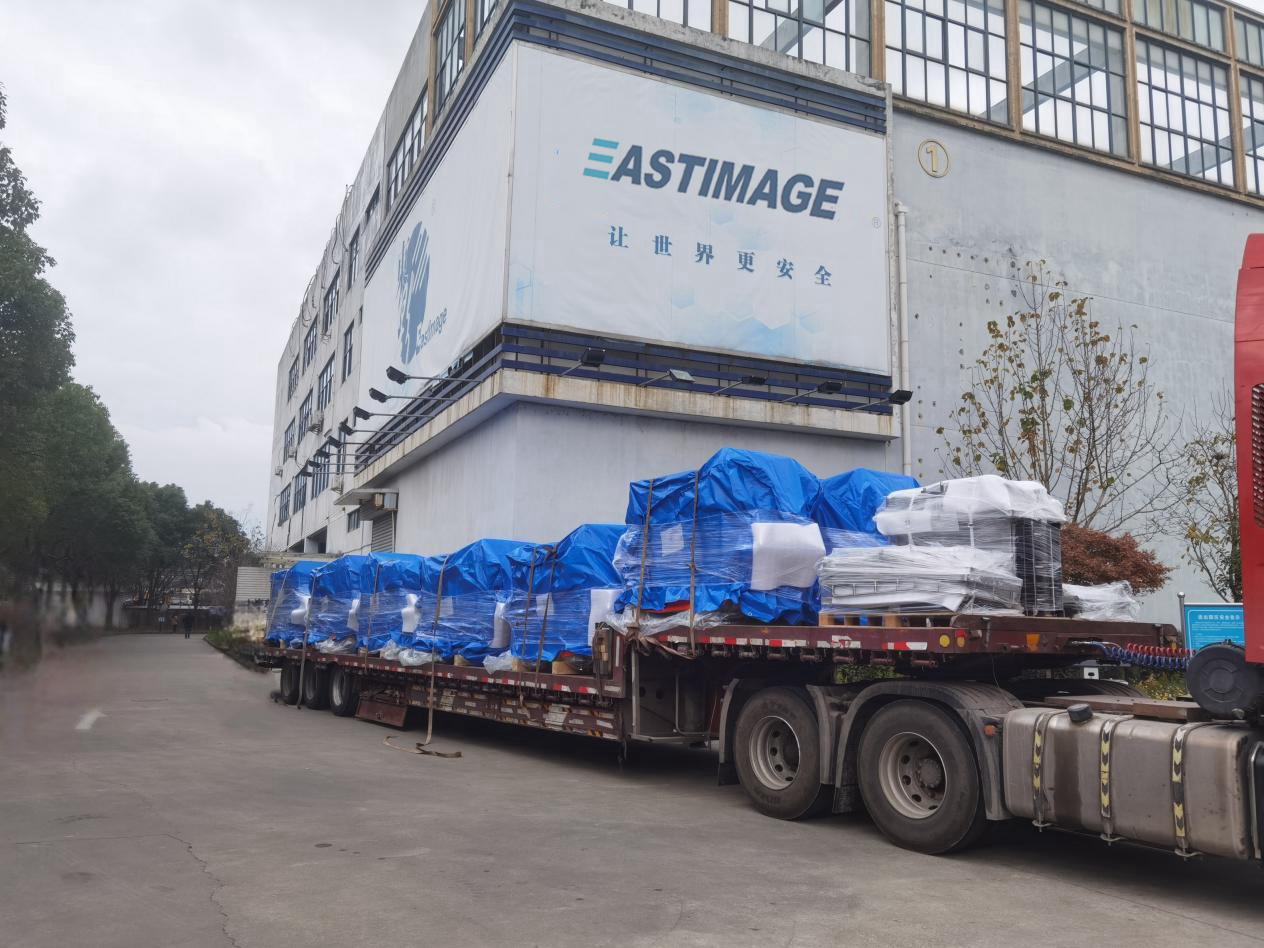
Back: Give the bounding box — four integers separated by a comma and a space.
614, 448, 824, 624
421, 539, 540, 661
815, 469, 919, 549
264, 561, 323, 645
358, 553, 444, 652
308, 555, 371, 644
511, 523, 623, 662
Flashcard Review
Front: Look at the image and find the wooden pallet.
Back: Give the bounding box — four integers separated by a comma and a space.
819, 611, 958, 629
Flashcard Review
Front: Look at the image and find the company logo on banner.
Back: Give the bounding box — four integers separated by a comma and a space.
581, 136, 846, 220
396, 222, 446, 364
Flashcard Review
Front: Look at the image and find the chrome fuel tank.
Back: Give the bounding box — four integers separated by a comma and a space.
1002, 707, 1263, 860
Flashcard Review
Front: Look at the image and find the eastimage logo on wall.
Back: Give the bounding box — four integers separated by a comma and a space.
581, 135, 847, 219
396, 222, 446, 364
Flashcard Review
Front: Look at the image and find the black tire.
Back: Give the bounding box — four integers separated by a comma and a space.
302, 666, 330, 710
733, 687, 831, 820
329, 667, 360, 717
279, 662, 300, 705
857, 699, 986, 855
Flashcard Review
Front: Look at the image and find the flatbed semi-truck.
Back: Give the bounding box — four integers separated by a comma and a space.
259, 609, 1263, 862
255, 236, 1264, 863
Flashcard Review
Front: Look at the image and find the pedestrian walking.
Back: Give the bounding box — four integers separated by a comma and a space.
182, 612, 194, 639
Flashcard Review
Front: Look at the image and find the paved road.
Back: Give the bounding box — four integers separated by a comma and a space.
1, 635, 1261, 948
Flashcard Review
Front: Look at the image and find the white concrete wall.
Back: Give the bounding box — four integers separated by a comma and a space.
387, 401, 899, 553
892, 112, 1261, 610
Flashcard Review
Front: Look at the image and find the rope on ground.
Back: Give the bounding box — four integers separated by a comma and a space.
382, 734, 462, 759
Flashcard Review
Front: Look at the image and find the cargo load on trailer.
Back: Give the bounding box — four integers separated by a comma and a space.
309, 554, 370, 653
506, 523, 624, 673
263, 561, 322, 647
612, 447, 826, 627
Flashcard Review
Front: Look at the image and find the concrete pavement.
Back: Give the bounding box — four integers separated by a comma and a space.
1, 634, 1262, 948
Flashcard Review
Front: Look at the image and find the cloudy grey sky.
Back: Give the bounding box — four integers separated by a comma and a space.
5, 0, 1264, 532
1, 0, 417, 529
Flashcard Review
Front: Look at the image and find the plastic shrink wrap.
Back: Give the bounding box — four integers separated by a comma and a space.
614, 448, 825, 625
357, 553, 445, 654
814, 468, 918, 551
264, 561, 322, 646
818, 545, 1024, 614
1063, 582, 1141, 620
421, 539, 540, 663
873, 475, 1066, 614
508, 523, 624, 665
308, 555, 370, 647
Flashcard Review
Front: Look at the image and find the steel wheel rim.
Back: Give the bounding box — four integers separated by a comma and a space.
748, 715, 800, 790
878, 731, 947, 819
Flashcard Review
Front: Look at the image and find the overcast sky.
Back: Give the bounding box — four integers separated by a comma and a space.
5, 0, 1264, 532
1, 0, 418, 530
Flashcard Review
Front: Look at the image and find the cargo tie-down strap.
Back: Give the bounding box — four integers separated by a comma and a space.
1098, 715, 1132, 843
1030, 710, 1060, 829
1170, 721, 1215, 858
623, 476, 696, 662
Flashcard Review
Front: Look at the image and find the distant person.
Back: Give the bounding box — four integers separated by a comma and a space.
182, 612, 194, 639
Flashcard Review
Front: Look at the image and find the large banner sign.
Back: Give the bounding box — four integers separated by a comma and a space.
359, 60, 515, 414
508, 46, 890, 373
361, 46, 892, 427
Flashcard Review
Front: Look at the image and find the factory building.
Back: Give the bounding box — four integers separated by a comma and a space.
266, 0, 1264, 603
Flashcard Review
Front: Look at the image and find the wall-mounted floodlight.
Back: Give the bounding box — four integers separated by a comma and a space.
338, 420, 356, 437
779, 380, 843, 403
886, 389, 914, 405
353, 406, 372, 421
639, 367, 695, 387
714, 374, 768, 395
386, 365, 483, 385
560, 347, 607, 377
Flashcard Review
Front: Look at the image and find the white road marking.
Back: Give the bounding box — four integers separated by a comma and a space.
75, 709, 105, 731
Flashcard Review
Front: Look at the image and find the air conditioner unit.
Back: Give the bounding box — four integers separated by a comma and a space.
273, 466, 283, 477
372, 491, 398, 512
331, 481, 344, 494
307, 411, 324, 433
285, 448, 297, 460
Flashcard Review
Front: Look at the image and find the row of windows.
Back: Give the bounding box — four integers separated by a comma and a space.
387, 94, 427, 209
436, 0, 466, 113
281, 324, 356, 467
597, 0, 1264, 198
277, 434, 348, 525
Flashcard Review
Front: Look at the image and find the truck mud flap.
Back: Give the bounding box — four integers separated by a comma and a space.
356, 697, 408, 728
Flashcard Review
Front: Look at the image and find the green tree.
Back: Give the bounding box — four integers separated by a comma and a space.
136, 481, 192, 621
181, 503, 250, 622
35, 385, 135, 621
0, 85, 76, 591
937, 261, 1175, 536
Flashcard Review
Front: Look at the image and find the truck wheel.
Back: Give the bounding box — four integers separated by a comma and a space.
734, 687, 831, 820
329, 667, 359, 717
278, 662, 300, 705
858, 699, 985, 854
302, 666, 330, 710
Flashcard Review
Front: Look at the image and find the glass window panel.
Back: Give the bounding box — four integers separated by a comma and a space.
1135, 38, 1232, 186
888, 0, 1006, 118
729, 0, 747, 38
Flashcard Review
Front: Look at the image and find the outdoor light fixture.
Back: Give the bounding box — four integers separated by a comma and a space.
560, 347, 607, 377
353, 406, 372, 421
714, 374, 768, 395
779, 380, 844, 403
385, 365, 483, 385
639, 367, 695, 387
886, 389, 914, 405
338, 420, 356, 436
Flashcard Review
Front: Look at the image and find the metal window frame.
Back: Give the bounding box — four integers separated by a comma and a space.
1018, 0, 1130, 155
726, 0, 871, 73
1240, 68, 1264, 192
317, 356, 336, 412
341, 324, 355, 382
884, 0, 1011, 122
436, 0, 468, 113
1135, 34, 1235, 186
